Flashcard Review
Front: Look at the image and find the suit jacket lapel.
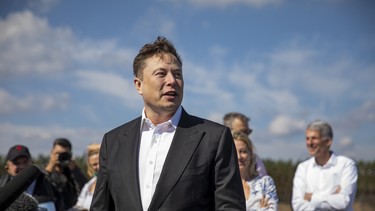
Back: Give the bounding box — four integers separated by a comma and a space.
118, 117, 143, 210
148, 109, 204, 210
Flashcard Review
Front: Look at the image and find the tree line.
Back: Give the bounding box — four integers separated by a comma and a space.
1, 155, 374, 207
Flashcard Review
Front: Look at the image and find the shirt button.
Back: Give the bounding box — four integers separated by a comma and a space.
149, 161, 153, 165
146, 185, 150, 188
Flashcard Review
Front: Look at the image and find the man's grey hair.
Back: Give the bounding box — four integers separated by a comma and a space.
223, 112, 249, 129
306, 120, 333, 140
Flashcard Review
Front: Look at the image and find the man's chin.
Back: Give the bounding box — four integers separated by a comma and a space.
308, 151, 317, 156
163, 102, 181, 111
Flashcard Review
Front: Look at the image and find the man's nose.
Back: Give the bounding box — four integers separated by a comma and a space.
165, 72, 177, 84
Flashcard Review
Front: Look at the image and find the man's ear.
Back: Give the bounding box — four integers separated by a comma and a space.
4, 160, 10, 170
327, 138, 333, 148
134, 78, 142, 95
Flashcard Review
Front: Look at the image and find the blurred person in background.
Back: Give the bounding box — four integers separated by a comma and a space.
292, 120, 358, 210
233, 131, 278, 211
74, 143, 100, 211
223, 112, 268, 176
45, 138, 87, 210
0, 145, 63, 211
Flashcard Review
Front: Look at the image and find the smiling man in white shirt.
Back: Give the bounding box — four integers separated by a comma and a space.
292, 120, 358, 211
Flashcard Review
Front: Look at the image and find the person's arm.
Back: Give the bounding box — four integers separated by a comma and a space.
45, 150, 58, 173
310, 160, 358, 210
259, 176, 278, 211
90, 134, 115, 211
214, 127, 246, 210
291, 164, 315, 211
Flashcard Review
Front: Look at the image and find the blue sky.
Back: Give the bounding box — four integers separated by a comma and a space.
0, 0, 374, 162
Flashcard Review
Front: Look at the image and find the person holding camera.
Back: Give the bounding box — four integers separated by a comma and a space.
0, 144, 64, 211
45, 138, 87, 210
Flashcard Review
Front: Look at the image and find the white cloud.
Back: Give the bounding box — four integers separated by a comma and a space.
0, 11, 73, 77
0, 88, 69, 114
0, 123, 104, 157
256, 139, 307, 161
0, 11, 135, 78
183, 60, 237, 112
130, 9, 177, 41
268, 115, 305, 136
28, 0, 60, 13
76, 70, 142, 109
208, 45, 228, 58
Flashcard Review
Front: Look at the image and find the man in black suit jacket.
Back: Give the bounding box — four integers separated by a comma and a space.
90, 36, 246, 211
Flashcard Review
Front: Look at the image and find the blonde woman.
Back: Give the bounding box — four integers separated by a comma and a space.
74, 143, 100, 211
233, 131, 278, 211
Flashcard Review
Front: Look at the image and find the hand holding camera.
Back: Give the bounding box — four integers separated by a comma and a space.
46, 148, 75, 173
58, 152, 72, 166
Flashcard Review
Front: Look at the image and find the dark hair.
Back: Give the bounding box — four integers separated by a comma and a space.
53, 138, 72, 151
133, 36, 182, 79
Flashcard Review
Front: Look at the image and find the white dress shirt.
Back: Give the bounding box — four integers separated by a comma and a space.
138, 106, 182, 211
255, 154, 268, 177
75, 176, 97, 210
292, 152, 357, 211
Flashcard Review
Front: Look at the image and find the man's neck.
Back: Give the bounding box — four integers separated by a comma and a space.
315, 151, 332, 166
144, 108, 176, 125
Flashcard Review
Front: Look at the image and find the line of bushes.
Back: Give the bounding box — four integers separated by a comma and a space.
263, 159, 375, 204
1, 155, 374, 205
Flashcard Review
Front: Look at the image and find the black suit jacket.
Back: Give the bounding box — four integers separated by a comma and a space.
0, 171, 64, 211
91, 108, 246, 211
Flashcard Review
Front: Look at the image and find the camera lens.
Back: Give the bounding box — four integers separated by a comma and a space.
58, 152, 72, 164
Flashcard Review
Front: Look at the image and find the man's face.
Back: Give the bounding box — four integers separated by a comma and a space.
231, 118, 252, 135
6, 156, 32, 176
134, 53, 184, 117
51, 144, 71, 164
305, 129, 331, 157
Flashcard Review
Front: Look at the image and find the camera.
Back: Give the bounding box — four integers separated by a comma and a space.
58, 152, 72, 165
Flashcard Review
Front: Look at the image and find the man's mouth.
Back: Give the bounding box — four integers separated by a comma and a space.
164, 91, 178, 96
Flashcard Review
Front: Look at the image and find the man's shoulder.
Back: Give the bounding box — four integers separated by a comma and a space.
297, 157, 314, 168
0, 173, 11, 187
334, 153, 357, 165
106, 116, 142, 135
181, 111, 226, 131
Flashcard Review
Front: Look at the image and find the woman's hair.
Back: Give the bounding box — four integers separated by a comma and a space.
86, 143, 100, 178
232, 131, 258, 179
